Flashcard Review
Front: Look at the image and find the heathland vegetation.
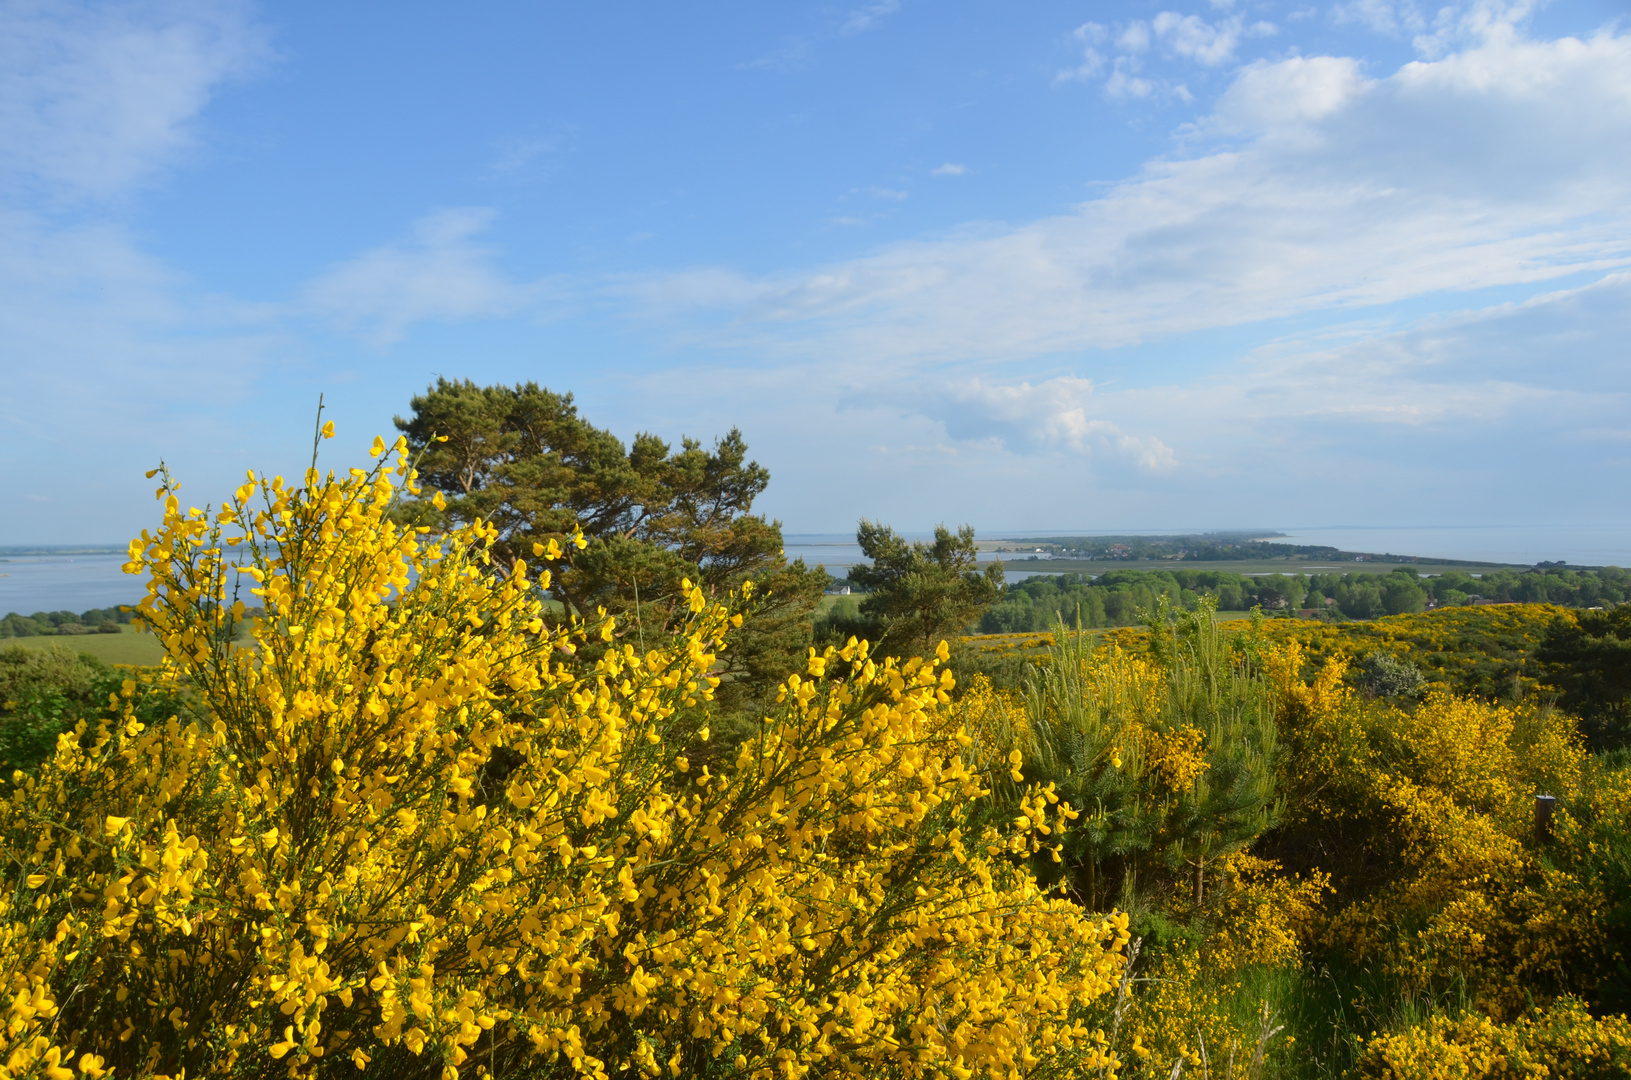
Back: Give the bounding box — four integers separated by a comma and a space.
966, 565, 1631, 635
2, 382, 1629, 1079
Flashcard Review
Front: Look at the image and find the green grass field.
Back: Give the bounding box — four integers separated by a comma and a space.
2, 625, 165, 666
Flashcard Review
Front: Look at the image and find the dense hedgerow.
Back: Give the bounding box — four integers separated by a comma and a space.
0, 435, 1127, 1080
0, 608, 136, 639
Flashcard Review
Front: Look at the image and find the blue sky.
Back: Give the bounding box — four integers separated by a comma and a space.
1, 0, 1628, 544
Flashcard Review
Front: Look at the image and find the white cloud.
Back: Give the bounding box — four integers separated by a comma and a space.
842, 0, 900, 35
486, 134, 567, 180
1410, 0, 1534, 59
1064, 13, 1275, 100
825, 272, 1623, 513
1118, 22, 1151, 53
0, 0, 268, 201
926, 376, 1178, 469
633, 24, 1631, 369
1152, 12, 1242, 66
747, 0, 900, 72
1055, 22, 1108, 83
0, 1, 282, 433
1214, 55, 1367, 128
301, 209, 557, 346
0, 203, 288, 545
1105, 59, 1161, 100
1332, 0, 1429, 37
932, 163, 966, 176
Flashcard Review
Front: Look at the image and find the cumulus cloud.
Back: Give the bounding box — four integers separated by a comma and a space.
1105, 60, 1162, 101
1212, 55, 1367, 128
1151, 12, 1243, 66
301, 209, 558, 346
0, 0, 269, 201
1055, 22, 1108, 83
932, 376, 1179, 469
638, 22, 1631, 368
1062, 12, 1276, 93
932, 163, 967, 176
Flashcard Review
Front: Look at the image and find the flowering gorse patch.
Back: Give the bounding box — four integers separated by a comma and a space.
0, 435, 1127, 1080
1353, 996, 1631, 1078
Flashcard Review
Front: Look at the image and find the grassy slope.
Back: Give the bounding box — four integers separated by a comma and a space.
3, 624, 165, 666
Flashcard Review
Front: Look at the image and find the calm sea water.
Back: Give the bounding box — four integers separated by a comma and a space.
0, 552, 141, 617
1271, 525, 1631, 567
5, 524, 1627, 616
786, 524, 1631, 580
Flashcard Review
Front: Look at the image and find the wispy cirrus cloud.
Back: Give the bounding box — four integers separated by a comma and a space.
0, 0, 269, 202
841, 0, 901, 35
746, 0, 903, 70
300, 209, 562, 347
641, 16, 1631, 371
0, 0, 280, 466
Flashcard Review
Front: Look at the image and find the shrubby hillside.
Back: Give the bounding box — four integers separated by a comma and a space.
3, 406, 1628, 1079
0, 440, 1126, 1080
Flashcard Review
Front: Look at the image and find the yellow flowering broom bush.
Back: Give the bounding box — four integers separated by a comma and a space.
1267, 637, 1629, 1023
1352, 996, 1631, 1079
0, 436, 1129, 1080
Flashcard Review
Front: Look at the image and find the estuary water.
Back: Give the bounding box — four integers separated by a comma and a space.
5, 523, 1627, 617
0, 551, 140, 617
785, 524, 1631, 581
1270, 524, 1631, 567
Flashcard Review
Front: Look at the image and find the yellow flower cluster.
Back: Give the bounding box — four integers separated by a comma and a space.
1203, 854, 1328, 974
1264, 603, 1561, 699
1098, 852, 1323, 1076
1274, 644, 1615, 1020
1140, 726, 1208, 794
0, 438, 1128, 1080
1353, 996, 1631, 1078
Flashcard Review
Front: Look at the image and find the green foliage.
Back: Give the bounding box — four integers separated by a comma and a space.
0, 606, 134, 638
1015, 600, 1280, 911
0, 643, 113, 774
0, 645, 179, 777
845, 521, 1005, 656
945, 635, 1035, 694
1278, 605, 1556, 702
1537, 605, 1631, 751
1357, 650, 1426, 700
393, 377, 826, 717
1006, 531, 1448, 564
979, 565, 1628, 636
